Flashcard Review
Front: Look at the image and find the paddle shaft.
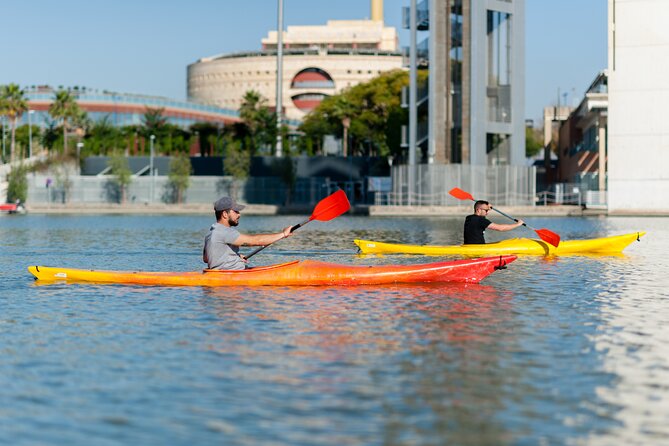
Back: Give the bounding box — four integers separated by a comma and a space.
490, 206, 534, 230
245, 218, 310, 260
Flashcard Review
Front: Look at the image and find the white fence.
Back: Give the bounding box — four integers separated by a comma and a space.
26, 174, 347, 206
376, 164, 537, 206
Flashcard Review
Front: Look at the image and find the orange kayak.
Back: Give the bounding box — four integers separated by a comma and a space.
28, 256, 517, 286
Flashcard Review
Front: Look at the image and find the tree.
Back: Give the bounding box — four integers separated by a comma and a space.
0, 83, 29, 163
142, 106, 167, 141
13, 125, 31, 159
87, 115, 121, 155
49, 89, 82, 155
107, 151, 132, 204
299, 69, 412, 158
6, 163, 28, 203
189, 122, 220, 156
41, 119, 60, 152
239, 90, 276, 155
526, 126, 543, 158
223, 137, 251, 199
167, 153, 192, 204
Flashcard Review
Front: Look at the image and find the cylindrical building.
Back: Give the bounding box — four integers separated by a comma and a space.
187, 18, 403, 121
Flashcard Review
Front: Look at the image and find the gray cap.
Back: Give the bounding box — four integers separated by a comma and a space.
214, 196, 246, 212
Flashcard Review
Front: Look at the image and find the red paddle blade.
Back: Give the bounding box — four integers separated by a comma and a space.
536, 229, 560, 247
310, 190, 351, 222
449, 187, 475, 201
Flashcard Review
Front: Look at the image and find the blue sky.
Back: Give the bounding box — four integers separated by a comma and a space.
0, 0, 606, 124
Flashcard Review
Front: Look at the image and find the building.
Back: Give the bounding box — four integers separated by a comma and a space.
383, 0, 532, 207
20, 85, 239, 129
556, 72, 608, 196
187, 1, 403, 121
403, 0, 526, 166
607, 0, 669, 212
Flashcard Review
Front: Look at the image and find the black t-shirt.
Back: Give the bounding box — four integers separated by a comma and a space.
463, 214, 492, 244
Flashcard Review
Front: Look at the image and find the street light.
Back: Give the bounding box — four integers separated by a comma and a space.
76, 142, 83, 169
275, 0, 284, 157
28, 110, 35, 159
150, 134, 155, 203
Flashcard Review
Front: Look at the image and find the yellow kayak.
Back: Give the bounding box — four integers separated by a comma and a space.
354, 232, 645, 256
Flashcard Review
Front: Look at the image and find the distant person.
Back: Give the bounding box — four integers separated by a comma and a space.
463, 200, 524, 244
203, 196, 293, 270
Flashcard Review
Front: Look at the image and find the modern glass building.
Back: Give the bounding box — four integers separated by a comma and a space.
19, 85, 240, 128
403, 0, 526, 166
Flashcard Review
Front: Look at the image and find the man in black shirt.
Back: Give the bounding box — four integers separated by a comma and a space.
463, 200, 524, 244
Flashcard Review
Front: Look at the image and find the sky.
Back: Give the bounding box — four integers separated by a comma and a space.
0, 0, 607, 125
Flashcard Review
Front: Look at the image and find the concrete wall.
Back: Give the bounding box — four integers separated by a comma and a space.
607, 0, 669, 212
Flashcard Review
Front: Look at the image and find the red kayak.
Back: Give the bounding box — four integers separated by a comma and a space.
28, 255, 517, 286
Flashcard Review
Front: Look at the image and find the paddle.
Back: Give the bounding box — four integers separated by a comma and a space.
245, 189, 351, 259
449, 187, 561, 247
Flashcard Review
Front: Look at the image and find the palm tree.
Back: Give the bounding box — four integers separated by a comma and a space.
0, 84, 29, 163
142, 107, 167, 137
239, 90, 275, 155
49, 89, 79, 154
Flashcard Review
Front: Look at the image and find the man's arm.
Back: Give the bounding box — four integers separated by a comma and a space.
488, 219, 524, 232
231, 226, 294, 247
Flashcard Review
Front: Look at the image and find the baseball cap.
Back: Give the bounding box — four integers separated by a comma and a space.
214, 196, 246, 212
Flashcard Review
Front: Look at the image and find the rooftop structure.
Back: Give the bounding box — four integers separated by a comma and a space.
261, 19, 398, 51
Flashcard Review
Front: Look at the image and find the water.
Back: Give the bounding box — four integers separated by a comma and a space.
1, 213, 668, 445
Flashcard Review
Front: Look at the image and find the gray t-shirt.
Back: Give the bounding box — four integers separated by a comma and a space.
203, 223, 245, 270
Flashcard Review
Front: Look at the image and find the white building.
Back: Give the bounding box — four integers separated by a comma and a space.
187, 1, 403, 121
607, 0, 669, 212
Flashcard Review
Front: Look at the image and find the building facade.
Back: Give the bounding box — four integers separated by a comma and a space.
187, 17, 403, 121
607, 0, 669, 212
556, 72, 608, 194
20, 86, 239, 129
404, 0, 525, 166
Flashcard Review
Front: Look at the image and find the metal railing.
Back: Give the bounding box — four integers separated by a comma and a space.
383, 164, 537, 206
535, 189, 608, 208
26, 174, 370, 206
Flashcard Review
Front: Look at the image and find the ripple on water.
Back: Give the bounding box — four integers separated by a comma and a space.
1, 215, 669, 445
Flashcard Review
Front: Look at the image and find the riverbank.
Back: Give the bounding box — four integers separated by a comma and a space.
22, 202, 616, 216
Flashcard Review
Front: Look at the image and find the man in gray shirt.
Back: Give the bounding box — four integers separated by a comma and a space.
203, 196, 293, 270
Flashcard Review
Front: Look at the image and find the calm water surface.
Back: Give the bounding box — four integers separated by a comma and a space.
1, 213, 668, 445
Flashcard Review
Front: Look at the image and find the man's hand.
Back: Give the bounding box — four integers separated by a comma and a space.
281, 226, 294, 238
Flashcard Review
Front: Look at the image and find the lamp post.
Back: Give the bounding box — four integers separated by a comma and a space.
150, 134, 155, 203
76, 142, 83, 169
275, 0, 284, 157
342, 117, 350, 157
28, 110, 35, 159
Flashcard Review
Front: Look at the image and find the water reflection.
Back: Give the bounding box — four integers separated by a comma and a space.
2, 215, 668, 444
198, 283, 526, 443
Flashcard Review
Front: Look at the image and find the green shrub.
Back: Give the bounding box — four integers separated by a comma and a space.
6, 164, 28, 203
